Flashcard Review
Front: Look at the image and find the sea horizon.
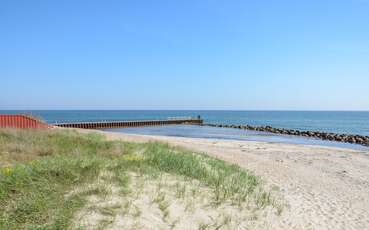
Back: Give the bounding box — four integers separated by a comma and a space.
1, 110, 368, 137
2, 109, 369, 112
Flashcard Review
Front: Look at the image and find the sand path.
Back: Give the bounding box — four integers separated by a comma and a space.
81, 129, 369, 229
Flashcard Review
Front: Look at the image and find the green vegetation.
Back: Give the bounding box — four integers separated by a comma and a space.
0, 129, 277, 229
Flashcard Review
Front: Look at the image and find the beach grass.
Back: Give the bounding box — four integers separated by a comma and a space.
0, 128, 277, 229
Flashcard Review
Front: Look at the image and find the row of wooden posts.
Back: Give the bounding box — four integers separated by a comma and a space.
54, 118, 203, 129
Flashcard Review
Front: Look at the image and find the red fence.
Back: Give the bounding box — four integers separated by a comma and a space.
0, 115, 51, 129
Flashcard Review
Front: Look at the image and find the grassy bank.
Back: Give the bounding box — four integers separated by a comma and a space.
0, 129, 280, 229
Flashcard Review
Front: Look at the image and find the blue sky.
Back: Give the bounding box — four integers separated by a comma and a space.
1, 0, 369, 110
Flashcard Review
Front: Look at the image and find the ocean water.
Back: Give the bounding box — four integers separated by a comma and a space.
103, 125, 369, 150
2, 110, 368, 150
2, 110, 369, 136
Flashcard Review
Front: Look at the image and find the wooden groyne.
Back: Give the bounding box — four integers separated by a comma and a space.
54, 118, 203, 129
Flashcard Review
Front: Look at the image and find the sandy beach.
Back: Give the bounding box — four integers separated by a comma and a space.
3, 0, 369, 228
82, 129, 369, 230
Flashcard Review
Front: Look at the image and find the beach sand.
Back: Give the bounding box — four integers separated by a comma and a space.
79, 129, 369, 229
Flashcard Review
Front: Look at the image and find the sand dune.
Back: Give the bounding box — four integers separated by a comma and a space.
81, 129, 369, 229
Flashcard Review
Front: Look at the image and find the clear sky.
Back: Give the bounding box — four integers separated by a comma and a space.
1, 0, 369, 110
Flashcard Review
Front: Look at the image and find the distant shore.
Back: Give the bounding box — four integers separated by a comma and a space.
81, 128, 369, 229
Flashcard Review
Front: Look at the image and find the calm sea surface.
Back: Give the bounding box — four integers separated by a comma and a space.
2, 110, 369, 136
2, 110, 369, 150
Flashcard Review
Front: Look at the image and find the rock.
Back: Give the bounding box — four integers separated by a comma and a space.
209, 123, 369, 147
356, 137, 364, 144
335, 136, 343, 141
348, 137, 356, 143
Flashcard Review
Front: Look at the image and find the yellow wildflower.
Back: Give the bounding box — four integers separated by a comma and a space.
2, 167, 13, 176
122, 154, 144, 162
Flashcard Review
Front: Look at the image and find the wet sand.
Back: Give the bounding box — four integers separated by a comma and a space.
80, 129, 369, 229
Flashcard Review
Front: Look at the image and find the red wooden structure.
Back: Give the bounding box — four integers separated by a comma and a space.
0, 115, 51, 129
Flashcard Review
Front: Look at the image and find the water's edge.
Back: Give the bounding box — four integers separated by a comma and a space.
103, 125, 369, 151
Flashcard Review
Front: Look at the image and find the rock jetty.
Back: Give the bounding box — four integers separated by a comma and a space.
204, 123, 369, 147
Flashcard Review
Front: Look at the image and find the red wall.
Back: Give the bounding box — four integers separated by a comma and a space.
0, 115, 51, 129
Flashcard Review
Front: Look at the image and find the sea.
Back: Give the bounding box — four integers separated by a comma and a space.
1, 110, 369, 150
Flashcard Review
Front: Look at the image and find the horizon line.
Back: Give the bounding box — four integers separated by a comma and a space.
1, 109, 369, 112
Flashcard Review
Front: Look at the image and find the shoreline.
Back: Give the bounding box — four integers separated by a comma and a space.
100, 124, 369, 151
79, 128, 369, 229
95, 128, 367, 153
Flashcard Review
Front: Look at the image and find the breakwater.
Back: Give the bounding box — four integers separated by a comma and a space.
205, 123, 369, 147
54, 118, 203, 129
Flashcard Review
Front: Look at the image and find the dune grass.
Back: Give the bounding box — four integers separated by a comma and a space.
0, 128, 276, 229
